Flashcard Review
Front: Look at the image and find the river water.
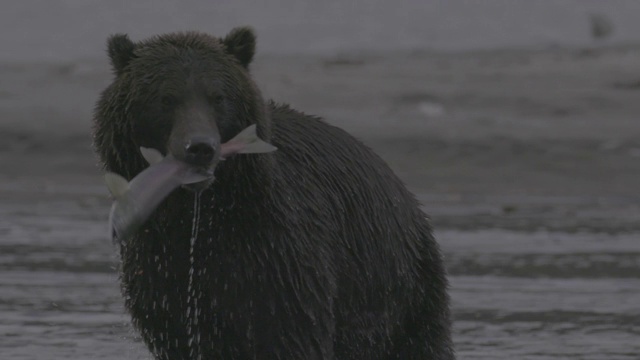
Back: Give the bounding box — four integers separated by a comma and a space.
1, 171, 638, 360
2, 2, 640, 358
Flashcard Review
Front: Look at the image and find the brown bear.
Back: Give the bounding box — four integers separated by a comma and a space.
92, 27, 454, 360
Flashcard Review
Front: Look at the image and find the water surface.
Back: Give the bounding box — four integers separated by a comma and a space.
1, 175, 638, 359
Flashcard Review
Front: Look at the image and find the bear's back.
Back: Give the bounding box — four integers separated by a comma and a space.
268, 103, 440, 351
271, 105, 436, 290
268, 101, 425, 229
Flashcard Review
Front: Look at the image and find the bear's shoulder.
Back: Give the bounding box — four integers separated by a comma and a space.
267, 101, 408, 199
269, 101, 374, 160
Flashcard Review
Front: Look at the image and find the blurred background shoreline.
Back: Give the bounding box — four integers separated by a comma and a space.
4, 0, 640, 62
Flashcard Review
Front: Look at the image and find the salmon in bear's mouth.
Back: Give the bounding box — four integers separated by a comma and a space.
104, 124, 277, 241
178, 124, 277, 191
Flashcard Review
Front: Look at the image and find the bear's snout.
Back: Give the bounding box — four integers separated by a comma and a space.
167, 102, 221, 168
184, 136, 217, 166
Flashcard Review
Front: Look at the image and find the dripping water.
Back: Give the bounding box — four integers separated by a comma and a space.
186, 191, 202, 360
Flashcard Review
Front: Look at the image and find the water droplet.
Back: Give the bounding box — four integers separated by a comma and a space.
185, 192, 203, 359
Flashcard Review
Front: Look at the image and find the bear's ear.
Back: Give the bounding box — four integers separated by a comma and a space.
222, 27, 256, 68
107, 34, 136, 76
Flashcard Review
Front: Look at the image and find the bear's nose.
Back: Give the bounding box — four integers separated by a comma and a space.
184, 137, 216, 166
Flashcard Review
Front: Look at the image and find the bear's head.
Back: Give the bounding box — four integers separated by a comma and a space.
94, 27, 270, 187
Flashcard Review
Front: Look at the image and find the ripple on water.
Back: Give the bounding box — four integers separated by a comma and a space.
441, 229, 640, 359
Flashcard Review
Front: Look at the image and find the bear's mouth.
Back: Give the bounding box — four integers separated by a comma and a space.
180, 165, 216, 192
182, 177, 215, 192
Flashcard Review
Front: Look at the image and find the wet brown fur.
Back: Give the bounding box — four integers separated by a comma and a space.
93, 27, 454, 359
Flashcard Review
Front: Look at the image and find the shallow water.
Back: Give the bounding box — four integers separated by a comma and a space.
1, 177, 639, 359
